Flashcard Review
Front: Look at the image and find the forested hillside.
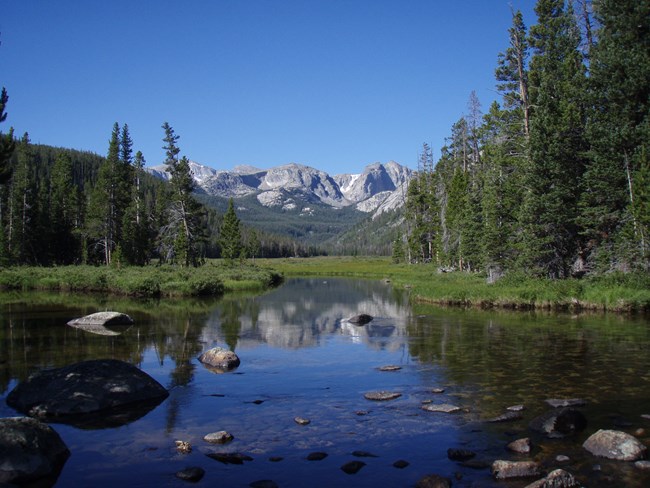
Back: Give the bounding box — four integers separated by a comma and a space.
399, 0, 649, 279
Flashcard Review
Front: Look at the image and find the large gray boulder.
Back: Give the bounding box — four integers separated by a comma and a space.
67, 312, 134, 336
491, 460, 541, 480
583, 429, 647, 461
6, 359, 168, 427
0, 417, 70, 485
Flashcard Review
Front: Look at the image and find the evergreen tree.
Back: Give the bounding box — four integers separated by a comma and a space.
49, 153, 79, 264
519, 0, 588, 278
122, 150, 152, 265
159, 123, 204, 266
219, 198, 242, 262
579, 0, 650, 270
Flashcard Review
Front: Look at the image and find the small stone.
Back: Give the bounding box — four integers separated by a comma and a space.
348, 314, 373, 325
355, 410, 370, 416
421, 399, 433, 404
175, 467, 205, 482
555, 455, 571, 463
634, 428, 646, 436
415, 473, 452, 488
294, 417, 311, 425
198, 347, 240, 372
252, 399, 264, 405
641, 414, 650, 420
364, 391, 402, 401
491, 460, 541, 480
378, 365, 402, 372
249, 481, 278, 488
306, 452, 328, 461
431, 388, 445, 393
341, 460, 366, 474
486, 410, 523, 422
175, 440, 192, 453
545, 398, 586, 408
393, 459, 410, 469
507, 438, 531, 454
352, 450, 378, 458
206, 452, 253, 464
507, 404, 525, 411
203, 430, 234, 444
447, 448, 476, 461
421, 403, 461, 413
635, 460, 650, 470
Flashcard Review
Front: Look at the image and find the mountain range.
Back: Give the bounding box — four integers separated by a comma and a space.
146, 160, 413, 249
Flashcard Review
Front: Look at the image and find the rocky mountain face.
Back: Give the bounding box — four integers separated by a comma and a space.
147, 160, 412, 217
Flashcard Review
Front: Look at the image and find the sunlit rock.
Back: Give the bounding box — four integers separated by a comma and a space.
507, 438, 532, 454
364, 391, 402, 401
523, 468, 580, 488
67, 311, 134, 336
198, 347, 240, 372
0, 417, 70, 486
203, 430, 234, 444
491, 460, 541, 480
421, 403, 461, 413
583, 429, 647, 461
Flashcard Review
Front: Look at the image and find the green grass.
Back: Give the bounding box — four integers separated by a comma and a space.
257, 257, 650, 313
0, 262, 282, 298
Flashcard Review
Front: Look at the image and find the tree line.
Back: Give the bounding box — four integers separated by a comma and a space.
398, 0, 649, 279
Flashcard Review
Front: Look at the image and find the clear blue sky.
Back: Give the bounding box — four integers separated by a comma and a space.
2, 0, 536, 175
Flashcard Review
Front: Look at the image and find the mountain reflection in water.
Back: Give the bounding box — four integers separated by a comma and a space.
1, 278, 649, 487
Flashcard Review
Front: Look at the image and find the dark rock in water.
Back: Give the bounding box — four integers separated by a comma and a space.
348, 314, 373, 325
507, 437, 532, 454
364, 391, 402, 401
67, 311, 134, 336
340, 460, 366, 474
582, 429, 647, 461
206, 452, 253, 464
198, 347, 240, 373
524, 468, 580, 488
545, 398, 586, 408
0, 417, 70, 486
491, 460, 541, 480
249, 480, 278, 488
175, 466, 205, 482
447, 448, 476, 461
461, 459, 491, 470
268, 456, 284, 462
5, 359, 169, 427
415, 473, 452, 488
306, 452, 328, 461
486, 410, 523, 422
529, 407, 587, 438
393, 459, 410, 469
352, 450, 378, 458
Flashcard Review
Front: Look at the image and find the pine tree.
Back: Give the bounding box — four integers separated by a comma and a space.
219, 198, 242, 262
519, 0, 588, 278
159, 123, 204, 266
49, 153, 79, 264
579, 0, 650, 270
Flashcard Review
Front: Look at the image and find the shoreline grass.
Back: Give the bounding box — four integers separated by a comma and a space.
257, 256, 650, 314
0, 263, 283, 298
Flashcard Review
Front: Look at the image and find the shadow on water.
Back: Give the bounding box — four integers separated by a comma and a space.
1, 279, 649, 487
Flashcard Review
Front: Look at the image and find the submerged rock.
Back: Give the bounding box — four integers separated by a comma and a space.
249, 480, 278, 488
486, 410, 523, 422
447, 448, 476, 461
0, 417, 70, 486
415, 473, 452, 488
583, 429, 647, 461
364, 391, 402, 401
306, 452, 328, 461
491, 460, 541, 480
198, 347, 240, 372
206, 452, 253, 464
421, 403, 461, 413
529, 407, 587, 438
175, 466, 205, 482
6, 359, 169, 426
393, 459, 410, 469
340, 460, 366, 474
378, 365, 402, 371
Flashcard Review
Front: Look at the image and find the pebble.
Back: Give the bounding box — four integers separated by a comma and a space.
341, 460, 366, 474
431, 388, 445, 394
175, 467, 205, 482
378, 365, 402, 372
175, 440, 192, 453
393, 459, 410, 469
306, 452, 328, 461
555, 455, 571, 463
294, 417, 311, 425
364, 391, 402, 401
203, 430, 234, 444
421, 403, 461, 413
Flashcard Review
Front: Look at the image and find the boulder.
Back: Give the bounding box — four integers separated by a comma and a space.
0, 417, 70, 486
582, 429, 647, 461
524, 468, 580, 488
529, 407, 587, 438
6, 359, 169, 427
203, 431, 234, 444
67, 311, 134, 336
347, 314, 373, 325
364, 391, 402, 401
198, 347, 240, 372
447, 448, 476, 461
507, 438, 532, 454
491, 460, 541, 480
415, 474, 452, 488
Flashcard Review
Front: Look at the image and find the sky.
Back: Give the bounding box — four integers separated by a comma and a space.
1, 0, 537, 175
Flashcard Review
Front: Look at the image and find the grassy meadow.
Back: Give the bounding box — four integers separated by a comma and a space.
257, 256, 650, 313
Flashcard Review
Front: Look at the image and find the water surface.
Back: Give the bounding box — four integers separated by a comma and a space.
1, 278, 649, 487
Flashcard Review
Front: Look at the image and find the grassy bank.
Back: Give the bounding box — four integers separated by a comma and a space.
257, 256, 650, 313
0, 263, 283, 298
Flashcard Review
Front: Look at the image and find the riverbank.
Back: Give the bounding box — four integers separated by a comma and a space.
0, 263, 282, 298
257, 256, 650, 313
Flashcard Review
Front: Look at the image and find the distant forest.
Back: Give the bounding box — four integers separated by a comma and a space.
399, 0, 649, 279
